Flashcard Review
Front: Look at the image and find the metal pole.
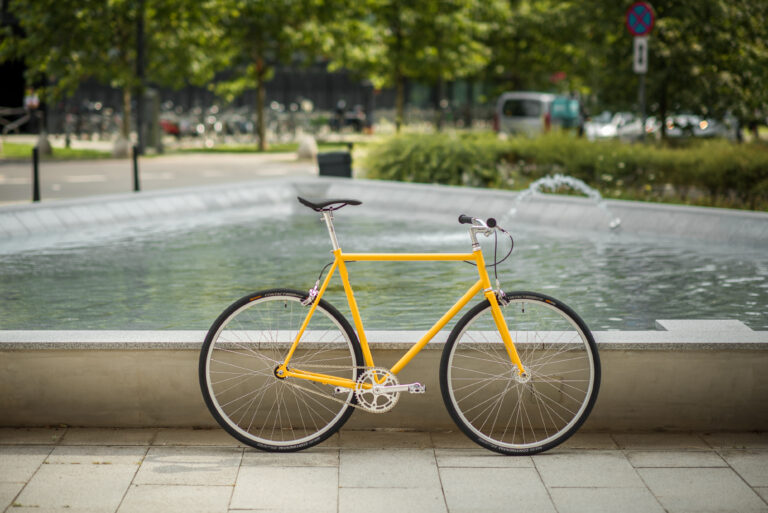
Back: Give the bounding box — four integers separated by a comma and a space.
639, 74, 646, 139
32, 146, 40, 202
135, 0, 146, 154
132, 145, 140, 192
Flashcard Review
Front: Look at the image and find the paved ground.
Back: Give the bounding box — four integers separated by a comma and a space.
0, 153, 317, 205
0, 133, 319, 205
1, 428, 767, 513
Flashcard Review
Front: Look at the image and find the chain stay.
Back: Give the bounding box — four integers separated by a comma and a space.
277, 364, 396, 414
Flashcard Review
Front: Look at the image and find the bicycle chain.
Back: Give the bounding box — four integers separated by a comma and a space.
276, 365, 397, 414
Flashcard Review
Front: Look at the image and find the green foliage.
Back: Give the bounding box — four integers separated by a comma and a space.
0, 0, 218, 100
364, 133, 768, 210
0, 142, 110, 160
364, 133, 504, 186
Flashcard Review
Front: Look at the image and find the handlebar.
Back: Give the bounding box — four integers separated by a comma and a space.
458, 214, 497, 229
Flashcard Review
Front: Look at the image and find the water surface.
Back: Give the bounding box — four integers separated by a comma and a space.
1, 207, 766, 331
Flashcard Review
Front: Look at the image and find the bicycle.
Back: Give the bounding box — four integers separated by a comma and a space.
199, 196, 600, 455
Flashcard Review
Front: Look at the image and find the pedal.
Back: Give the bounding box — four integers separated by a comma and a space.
407, 383, 426, 394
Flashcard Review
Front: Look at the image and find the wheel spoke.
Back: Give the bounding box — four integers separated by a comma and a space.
201, 291, 360, 450
443, 294, 599, 454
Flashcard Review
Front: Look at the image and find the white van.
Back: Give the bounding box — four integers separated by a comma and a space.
494, 92, 556, 136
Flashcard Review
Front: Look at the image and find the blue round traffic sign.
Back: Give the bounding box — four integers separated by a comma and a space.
626, 2, 655, 36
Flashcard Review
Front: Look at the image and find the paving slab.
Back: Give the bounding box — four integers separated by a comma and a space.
612, 432, 709, 450
14, 460, 138, 512
440, 467, 555, 513
242, 447, 339, 467
560, 432, 619, 450
719, 449, 768, 487
60, 428, 157, 446
1, 429, 767, 512
0, 445, 52, 482
117, 484, 233, 513
429, 430, 477, 449
0, 428, 66, 445
435, 448, 534, 468
702, 432, 768, 449
638, 467, 768, 513
339, 487, 447, 513
339, 430, 433, 449
626, 450, 727, 468
133, 446, 242, 486
152, 428, 243, 447
0, 481, 25, 511
533, 450, 645, 488
231, 466, 337, 512
339, 448, 441, 489
549, 487, 665, 513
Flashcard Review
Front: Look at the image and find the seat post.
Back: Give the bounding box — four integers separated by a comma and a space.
322, 211, 341, 250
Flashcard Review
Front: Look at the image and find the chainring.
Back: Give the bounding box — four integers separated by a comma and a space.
354, 368, 400, 413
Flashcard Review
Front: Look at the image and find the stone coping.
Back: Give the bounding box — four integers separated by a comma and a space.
2, 320, 766, 351
1, 176, 767, 246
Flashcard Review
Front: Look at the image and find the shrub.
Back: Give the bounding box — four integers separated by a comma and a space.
362, 132, 768, 211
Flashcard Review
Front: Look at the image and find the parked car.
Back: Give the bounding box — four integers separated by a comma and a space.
494, 91, 582, 136
584, 111, 616, 140
494, 92, 553, 136
667, 114, 734, 139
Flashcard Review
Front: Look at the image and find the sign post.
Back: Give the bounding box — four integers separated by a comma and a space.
626, 2, 654, 138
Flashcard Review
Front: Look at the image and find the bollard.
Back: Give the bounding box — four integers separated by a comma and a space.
32, 146, 40, 202
132, 145, 140, 192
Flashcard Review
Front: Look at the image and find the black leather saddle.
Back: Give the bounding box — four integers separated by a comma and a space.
297, 196, 362, 212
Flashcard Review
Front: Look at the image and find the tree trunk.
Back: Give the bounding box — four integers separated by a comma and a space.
658, 77, 668, 140
464, 80, 473, 128
112, 87, 132, 158
122, 87, 132, 139
395, 75, 404, 134
434, 78, 444, 132
256, 73, 267, 151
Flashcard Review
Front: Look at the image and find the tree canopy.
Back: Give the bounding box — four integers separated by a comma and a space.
1, 0, 766, 136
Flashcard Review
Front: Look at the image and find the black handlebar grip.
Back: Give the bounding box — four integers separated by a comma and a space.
487, 218, 497, 228
458, 214, 473, 225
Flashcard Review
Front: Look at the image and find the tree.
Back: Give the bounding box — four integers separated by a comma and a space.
410, 0, 504, 130
319, 0, 503, 132
208, 0, 322, 151
0, 0, 218, 154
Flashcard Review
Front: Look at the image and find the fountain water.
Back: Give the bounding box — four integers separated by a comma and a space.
508, 174, 622, 229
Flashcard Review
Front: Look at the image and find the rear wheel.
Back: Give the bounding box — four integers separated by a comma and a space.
199, 289, 363, 452
440, 291, 600, 455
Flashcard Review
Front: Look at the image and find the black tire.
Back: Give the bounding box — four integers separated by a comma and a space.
199, 289, 363, 452
440, 291, 600, 455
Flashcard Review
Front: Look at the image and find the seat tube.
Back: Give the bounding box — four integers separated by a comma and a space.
322, 211, 340, 250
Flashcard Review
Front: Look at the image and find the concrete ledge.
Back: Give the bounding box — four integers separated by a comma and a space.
2, 177, 767, 246
2, 323, 767, 431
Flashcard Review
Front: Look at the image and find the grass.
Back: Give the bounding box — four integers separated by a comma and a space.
0, 141, 111, 160
169, 141, 353, 154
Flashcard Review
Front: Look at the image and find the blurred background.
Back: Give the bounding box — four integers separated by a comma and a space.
2, 0, 766, 148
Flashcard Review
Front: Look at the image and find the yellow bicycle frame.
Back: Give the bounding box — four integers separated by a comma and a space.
276, 216, 527, 390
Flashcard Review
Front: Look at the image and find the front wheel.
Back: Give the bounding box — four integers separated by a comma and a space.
440, 291, 600, 455
199, 289, 363, 452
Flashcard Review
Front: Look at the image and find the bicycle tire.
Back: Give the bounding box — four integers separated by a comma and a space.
199, 288, 363, 452
440, 291, 600, 455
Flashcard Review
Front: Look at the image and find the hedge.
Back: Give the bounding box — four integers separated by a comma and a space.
363, 133, 768, 210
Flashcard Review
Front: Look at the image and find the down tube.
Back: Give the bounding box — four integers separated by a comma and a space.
389, 279, 484, 375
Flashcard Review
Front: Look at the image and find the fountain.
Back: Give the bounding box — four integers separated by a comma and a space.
508, 174, 622, 229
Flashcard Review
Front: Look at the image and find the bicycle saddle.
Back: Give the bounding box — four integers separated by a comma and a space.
297, 196, 362, 212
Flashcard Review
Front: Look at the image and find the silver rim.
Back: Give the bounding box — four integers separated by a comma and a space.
204, 295, 357, 447
446, 298, 596, 450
